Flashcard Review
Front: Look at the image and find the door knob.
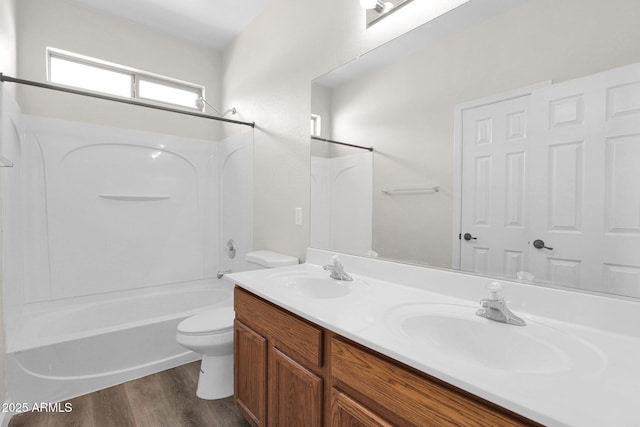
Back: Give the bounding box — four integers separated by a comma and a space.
463, 233, 477, 241
533, 239, 553, 250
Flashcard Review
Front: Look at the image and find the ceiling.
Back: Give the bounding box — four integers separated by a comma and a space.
66, 0, 268, 50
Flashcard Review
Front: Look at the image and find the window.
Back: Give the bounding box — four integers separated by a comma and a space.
47, 48, 204, 110
138, 78, 200, 109
49, 56, 132, 97
310, 114, 322, 136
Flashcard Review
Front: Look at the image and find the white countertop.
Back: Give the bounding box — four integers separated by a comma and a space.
228, 249, 640, 427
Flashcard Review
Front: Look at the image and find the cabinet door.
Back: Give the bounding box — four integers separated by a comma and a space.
234, 319, 267, 426
268, 347, 323, 427
331, 389, 393, 427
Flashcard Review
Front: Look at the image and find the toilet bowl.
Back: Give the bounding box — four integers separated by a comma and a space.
176, 307, 235, 399
176, 250, 299, 400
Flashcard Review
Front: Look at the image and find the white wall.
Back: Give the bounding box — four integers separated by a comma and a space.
15, 0, 224, 140
222, 0, 472, 261
0, 0, 16, 408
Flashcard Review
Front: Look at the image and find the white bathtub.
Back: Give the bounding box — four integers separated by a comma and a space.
5, 278, 233, 411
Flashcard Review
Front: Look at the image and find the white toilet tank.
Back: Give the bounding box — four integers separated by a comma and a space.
245, 250, 299, 270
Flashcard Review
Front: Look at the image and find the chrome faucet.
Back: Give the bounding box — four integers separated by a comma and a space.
476, 282, 526, 326
323, 255, 353, 281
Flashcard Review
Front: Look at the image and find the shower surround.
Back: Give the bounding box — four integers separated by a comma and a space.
0, 87, 253, 409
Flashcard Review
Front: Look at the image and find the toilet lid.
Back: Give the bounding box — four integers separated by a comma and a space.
246, 250, 299, 268
177, 306, 234, 335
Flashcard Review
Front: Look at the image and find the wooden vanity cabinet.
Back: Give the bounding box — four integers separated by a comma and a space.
234, 287, 539, 427
234, 287, 324, 427
330, 337, 538, 427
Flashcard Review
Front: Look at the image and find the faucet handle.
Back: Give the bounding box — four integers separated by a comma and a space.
324, 255, 337, 267
487, 281, 503, 300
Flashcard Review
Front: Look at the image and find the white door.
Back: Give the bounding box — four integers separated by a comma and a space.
460, 95, 531, 277
528, 63, 640, 296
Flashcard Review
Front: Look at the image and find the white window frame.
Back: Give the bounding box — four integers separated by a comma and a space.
46, 48, 205, 111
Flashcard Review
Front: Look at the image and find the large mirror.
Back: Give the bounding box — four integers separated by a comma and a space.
310, 0, 640, 299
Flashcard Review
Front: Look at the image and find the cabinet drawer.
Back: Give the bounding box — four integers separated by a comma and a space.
234, 287, 323, 368
331, 337, 536, 427
331, 388, 393, 427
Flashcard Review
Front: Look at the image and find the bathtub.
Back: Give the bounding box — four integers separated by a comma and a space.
5, 278, 233, 412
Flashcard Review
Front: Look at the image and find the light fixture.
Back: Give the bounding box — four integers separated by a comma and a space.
360, 0, 384, 12
196, 96, 237, 117
360, 0, 413, 27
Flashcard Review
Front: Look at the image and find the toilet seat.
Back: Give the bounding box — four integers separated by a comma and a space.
177, 306, 234, 336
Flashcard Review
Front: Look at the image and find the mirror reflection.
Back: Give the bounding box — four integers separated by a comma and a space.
310, 138, 373, 255
310, 0, 640, 299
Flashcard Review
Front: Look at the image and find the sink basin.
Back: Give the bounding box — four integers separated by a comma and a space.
264, 270, 355, 299
286, 277, 351, 299
386, 303, 604, 374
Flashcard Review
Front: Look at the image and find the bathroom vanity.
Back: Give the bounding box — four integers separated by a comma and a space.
229, 249, 640, 427
234, 286, 535, 426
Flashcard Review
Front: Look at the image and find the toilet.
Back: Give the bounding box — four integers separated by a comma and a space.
176, 250, 299, 399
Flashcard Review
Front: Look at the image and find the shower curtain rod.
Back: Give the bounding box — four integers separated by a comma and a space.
0, 74, 255, 128
311, 136, 373, 152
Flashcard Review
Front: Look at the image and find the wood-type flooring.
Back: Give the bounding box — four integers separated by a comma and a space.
8, 361, 249, 427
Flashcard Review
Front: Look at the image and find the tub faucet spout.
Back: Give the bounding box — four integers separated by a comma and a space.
217, 270, 232, 279
323, 255, 353, 281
